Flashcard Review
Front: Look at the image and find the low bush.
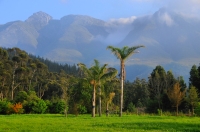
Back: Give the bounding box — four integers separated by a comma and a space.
49, 100, 65, 114
0, 100, 12, 114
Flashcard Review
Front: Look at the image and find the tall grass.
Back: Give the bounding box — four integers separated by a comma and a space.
0, 114, 199, 132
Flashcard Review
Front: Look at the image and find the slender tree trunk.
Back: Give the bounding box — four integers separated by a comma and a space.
176, 105, 178, 116
11, 83, 20, 100
0, 91, 3, 101
92, 85, 96, 117
64, 100, 68, 117
192, 106, 194, 116
98, 86, 102, 117
119, 61, 124, 117
106, 102, 109, 117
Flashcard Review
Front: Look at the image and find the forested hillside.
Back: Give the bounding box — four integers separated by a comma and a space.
0, 47, 200, 116
29, 54, 79, 76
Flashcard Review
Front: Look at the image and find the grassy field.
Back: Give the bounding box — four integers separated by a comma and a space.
0, 114, 200, 132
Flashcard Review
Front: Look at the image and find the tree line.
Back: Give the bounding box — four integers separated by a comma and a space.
0, 46, 200, 117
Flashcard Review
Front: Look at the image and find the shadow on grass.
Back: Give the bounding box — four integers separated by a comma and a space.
93, 122, 200, 132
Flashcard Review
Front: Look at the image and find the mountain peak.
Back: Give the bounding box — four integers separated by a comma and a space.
60, 14, 106, 26
25, 11, 52, 30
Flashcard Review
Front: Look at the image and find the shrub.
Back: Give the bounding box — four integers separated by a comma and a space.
127, 102, 136, 113
32, 100, 47, 114
50, 100, 65, 114
23, 99, 47, 114
11, 102, 23, 114
0, 100, 12, 114
77, 105, 87, 114
23, 100, 34, 113
44, 100, 51, 113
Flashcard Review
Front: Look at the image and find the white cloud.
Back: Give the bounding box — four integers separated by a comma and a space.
109, 16, 137, 24
167, 0, 200, 16
159, 12, 174, 26
44, 48, 82, 63
92, 16, 137, 44
129, 0, 200, 17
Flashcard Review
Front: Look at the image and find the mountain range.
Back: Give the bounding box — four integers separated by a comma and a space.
1, 8, 200, 82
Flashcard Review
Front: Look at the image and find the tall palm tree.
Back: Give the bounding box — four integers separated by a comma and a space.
107, 45, 144, 117
77, 59, 118, 117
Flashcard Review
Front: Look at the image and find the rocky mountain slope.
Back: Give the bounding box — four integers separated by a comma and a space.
0, 9, 200, 82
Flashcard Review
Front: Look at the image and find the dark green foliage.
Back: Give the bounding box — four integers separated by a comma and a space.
147, 65, 178, 112
127, 102, 136, 113
189, 65, 200, 96
49, 100, 65, 114
23, 91, 41, 113
29, 54, 79, 76
14, 91, 28, 103
77, 105, 87, 114
124, 78, 149, 111
0, 100, 11, 114
195, 102, 200, 116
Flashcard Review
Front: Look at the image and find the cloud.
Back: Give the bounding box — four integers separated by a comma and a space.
159, 12, 174, 26
167, 0, 200, 17
92, 16, 137, 44
93, 16, 137, 44
44, 48, 82, 63
109, 16, 137, 25
128, 0, 200, 17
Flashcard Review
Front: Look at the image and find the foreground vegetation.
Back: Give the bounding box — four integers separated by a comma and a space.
1, 47, 200, 117
0, 114, 199, 132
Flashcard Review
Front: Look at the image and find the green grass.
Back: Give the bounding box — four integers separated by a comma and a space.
0, 114, 200, 132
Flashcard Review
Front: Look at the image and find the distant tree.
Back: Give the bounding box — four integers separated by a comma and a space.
124, 78, 149, 111
149, 66, 167, 110
107, 45, 144, 117
0, 48, 11, 100
189, 65, 200, 96
187, 86, 199, 115
57, 70, 77, 117
10, 48, 28, 100
167, 82, 186, 116
148, 66, 176, 112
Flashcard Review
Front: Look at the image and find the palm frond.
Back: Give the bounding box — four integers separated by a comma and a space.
123, 45, 145, 61
107, 46, 122, 60
101, 68, 118, 82
77, 63, 92, 77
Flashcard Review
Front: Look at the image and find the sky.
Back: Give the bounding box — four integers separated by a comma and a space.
0, 0, 200, 24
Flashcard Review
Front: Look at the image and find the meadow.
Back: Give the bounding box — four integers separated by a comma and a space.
0, 114, 200, 132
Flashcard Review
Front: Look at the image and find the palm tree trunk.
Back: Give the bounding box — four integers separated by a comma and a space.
98, 86, 102, 117
92, 85, 96, 117
119, 61, 124, 117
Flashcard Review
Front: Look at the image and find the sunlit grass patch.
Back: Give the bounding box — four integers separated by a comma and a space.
0, 114, 199, 132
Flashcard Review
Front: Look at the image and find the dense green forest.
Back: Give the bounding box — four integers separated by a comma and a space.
0, 47, 200, 116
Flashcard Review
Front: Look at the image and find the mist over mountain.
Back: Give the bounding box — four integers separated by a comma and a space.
0, 8, 200, 82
